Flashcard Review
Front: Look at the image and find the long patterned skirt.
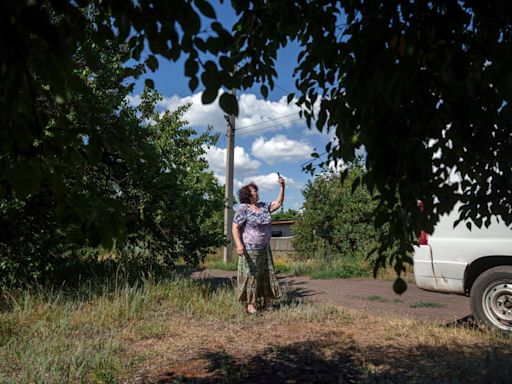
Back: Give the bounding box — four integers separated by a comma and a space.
237, 245, 282, 305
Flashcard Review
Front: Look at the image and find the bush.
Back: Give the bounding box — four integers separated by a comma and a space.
0, 31, 224, 285
292, 164, 381, 265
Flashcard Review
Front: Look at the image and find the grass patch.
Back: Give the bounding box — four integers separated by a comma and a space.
200, 250, 237, 271
294, 257, 371, 280
202, 247, 414, 282
0, 274, 243, 383
410, 301, 446, 308
203, 259, 238, 271
1, 273, 511, 383
202, 251, 292, 273
367, 295, 387, 302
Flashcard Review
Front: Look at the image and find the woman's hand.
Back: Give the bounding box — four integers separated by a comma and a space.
278, 175, 285, 187
236, 244, 245, 256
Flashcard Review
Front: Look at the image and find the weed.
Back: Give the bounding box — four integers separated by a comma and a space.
203, 260, 238, 271
201, 247, 411, 282
2, 274, 510, 383
410, 301, 446, 308
367, 295, 387, 302
0, 274, 241, 383
202, 252, 292, 274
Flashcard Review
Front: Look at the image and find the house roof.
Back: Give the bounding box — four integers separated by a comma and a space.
271, 220, 296, 225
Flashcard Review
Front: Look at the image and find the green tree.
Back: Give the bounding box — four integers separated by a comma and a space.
272, 208, 298, 221
4, 1, 512, 286
121, 93, 224, 267
292, 164, 380, 264
0, 21, 224, 283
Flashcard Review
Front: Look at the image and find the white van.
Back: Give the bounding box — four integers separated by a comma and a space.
413, 206, 512, 332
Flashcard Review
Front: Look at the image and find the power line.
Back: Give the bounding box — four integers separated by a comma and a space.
301, 151, 328, 167
274, 82, 293, 96
216, 116, 301, 146
235, 112, 301, 132
236, 118, 303, 136
217, 133, 228, 147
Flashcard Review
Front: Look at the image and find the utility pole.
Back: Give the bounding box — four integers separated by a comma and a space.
223, 89, 236, 264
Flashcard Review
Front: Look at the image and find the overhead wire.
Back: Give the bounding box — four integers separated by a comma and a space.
216, 116, 303, 146
214, 79, 330, 147
235, 111, 300, 132
300, 151, 329, 168
236, 118, 304, 136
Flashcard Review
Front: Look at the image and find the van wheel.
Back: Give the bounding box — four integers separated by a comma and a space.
470, 266, 512, 333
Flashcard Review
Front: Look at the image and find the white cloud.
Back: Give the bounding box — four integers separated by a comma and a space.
155, 92, 305, 133
251, 135, 314, 164
326, 159, 348, 173
235, 94, 304, 134
241, 173, 297, 191
202, 145, 261, 178
214, 174, 243, 190
126, 94, 141, 107
158, 92, 226, 130
209, 172, 297, 194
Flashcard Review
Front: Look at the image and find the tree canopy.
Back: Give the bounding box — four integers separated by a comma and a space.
0, 8, 224, 283
293, 164, 380, 262
3, 1, 512, 287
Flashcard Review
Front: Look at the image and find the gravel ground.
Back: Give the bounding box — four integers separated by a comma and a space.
192, 269, 472, 325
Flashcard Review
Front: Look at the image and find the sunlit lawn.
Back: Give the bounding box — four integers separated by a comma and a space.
0, 273, 510, 383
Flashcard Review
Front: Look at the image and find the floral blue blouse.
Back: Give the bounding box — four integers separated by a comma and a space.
233, 202, 272, 249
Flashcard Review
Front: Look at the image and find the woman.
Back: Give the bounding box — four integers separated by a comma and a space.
232, 174, 285, 314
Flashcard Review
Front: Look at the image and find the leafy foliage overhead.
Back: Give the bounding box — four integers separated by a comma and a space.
0, 9, 224, 283
3, 1, 512, 281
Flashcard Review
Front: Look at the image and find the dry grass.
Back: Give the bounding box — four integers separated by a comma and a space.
1, 274, 510, 383
202, 248, 415, 282
126, 306, 511, 383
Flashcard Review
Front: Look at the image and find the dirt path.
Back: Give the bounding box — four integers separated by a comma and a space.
192, 269, 472, 325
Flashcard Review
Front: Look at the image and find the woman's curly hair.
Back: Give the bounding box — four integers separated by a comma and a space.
238, 183, 258, 204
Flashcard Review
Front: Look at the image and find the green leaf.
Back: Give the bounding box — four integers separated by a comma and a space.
393, 277, 407, 294
195, 0, 216, 19
185, 58, 199, 77
189, 76, 199, 92
287, 93, 295, 104
351, 177, 360, 194
260, 84, 268, 99
145, 78, 155, 89
202, 87, 218, 104
201, 60, 219, 87
194, 37, 207, 52
146, 55, 159, 72
219, 92, 238, 116
181, 4, 201, 34
219, 55, 234, 72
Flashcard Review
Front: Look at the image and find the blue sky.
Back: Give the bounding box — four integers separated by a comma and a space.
128, 2, 338, 211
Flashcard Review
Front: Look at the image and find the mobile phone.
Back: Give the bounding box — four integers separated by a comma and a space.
277, 172, 281, 178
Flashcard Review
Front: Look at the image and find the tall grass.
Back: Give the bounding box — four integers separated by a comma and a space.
1, 272, 510, 383
201, 249, 292, 274
203, 248, 375, 279
0, 274, 242, 383
202, 247, 413, 281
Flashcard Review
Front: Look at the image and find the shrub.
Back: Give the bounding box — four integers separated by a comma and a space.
292, 164, 381, 265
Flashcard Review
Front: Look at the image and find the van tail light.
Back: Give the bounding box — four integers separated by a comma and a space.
417, 200, 429, 245
418, 230, 429, 245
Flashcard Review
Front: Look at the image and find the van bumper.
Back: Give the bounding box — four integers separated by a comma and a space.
413, 245, 438, 291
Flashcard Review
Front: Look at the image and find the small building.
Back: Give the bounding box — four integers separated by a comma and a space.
270, 220, 296, 255
271, 220, 295, 237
